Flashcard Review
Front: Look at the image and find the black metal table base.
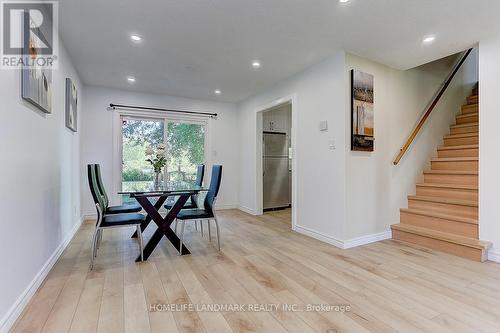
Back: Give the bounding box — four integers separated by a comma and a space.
133, 194, 191, 261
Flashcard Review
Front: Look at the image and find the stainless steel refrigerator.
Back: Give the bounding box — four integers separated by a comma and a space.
263, 132, 291, 210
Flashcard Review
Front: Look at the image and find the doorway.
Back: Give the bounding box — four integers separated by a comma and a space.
259, 101, 293, 227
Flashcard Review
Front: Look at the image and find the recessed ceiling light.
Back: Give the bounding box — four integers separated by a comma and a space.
130, 34, 142, 42
127, 76, 136, 83
214, 89, 221, 95
252, 61, 261, 69
423, 36, 436, 44
339, 0, 350, 3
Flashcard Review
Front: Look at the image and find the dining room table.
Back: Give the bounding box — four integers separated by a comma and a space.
119, 182, 208, 261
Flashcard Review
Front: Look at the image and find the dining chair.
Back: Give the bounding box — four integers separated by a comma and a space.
165, 164, 205, 234
87, 164, 145, 269
175, 165, 222, 254
94, 164, 142, 214
164, 164, 205, 210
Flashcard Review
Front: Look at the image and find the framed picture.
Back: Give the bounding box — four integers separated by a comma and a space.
65, 78, 78, 132
21, 12, 52, 113
351, 69, 374, 151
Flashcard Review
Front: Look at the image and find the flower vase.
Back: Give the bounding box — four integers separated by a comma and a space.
153, 171, 161, 190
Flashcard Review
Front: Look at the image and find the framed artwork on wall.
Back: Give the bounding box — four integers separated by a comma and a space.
351, 69, 374, 151
65, 78, 78, 132
21, 12, 52, 114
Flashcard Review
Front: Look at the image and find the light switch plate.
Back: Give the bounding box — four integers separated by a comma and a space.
319, 121, 328, 131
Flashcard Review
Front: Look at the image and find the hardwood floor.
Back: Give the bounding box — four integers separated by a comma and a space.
11, 209, 500, 333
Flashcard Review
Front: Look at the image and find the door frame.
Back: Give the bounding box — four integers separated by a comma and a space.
111, 108, 211, 205
255, 94, 297, 230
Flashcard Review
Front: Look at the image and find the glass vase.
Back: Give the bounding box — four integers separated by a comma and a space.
153, 171, 161, 190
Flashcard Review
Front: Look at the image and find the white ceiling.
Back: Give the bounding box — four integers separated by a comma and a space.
59, 0, 500, 103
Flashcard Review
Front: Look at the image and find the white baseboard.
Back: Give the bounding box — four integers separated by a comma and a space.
295, 225, 391, 250
488, 250, 500, 263
343, 231, 392, 249
238, 205, 259, 215
216, 203, 238, 210
295, 225, 344, 248
0, 217, 84, 333
82, 213, 96, 221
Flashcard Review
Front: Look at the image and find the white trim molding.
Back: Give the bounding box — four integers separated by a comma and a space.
238, 205, 259, 216
343, 231, 392, 249
295, 225, 391, 250
215, 203, 238, 210
294, 225, 344, 249
488, 250, 500, 263
0, 217, 85, 333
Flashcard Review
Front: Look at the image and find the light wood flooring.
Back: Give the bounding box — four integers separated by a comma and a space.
11, 209, 500, 333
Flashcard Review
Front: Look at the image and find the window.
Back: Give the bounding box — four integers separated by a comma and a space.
119, 115, 207, 203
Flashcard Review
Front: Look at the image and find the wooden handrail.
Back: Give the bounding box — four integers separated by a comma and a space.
393, 48, 473, 165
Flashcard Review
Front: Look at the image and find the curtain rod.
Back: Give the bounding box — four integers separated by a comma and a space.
109, 103, 217, 118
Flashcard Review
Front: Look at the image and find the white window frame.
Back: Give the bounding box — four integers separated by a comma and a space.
111, 108, 212, 205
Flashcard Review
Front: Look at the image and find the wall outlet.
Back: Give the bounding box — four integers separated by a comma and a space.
328, 139, 336, 150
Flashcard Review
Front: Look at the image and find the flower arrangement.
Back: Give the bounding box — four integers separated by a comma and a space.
145, 144, 166, 174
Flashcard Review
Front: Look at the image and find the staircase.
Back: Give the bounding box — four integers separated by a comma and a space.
391, 84, 492, 261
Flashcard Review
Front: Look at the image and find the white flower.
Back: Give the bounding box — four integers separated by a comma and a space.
145, 146, 154, 155
157, 143, 166, 150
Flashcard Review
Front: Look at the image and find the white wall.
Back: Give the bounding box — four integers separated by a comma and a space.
479, 37, 500, 260
238, 52, 348, 242
80, 86, 239, 216
0, 44, 82, 330
344, 52, 475, 240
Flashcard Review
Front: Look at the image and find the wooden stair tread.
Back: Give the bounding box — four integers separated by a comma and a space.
417, 183, 478, 190
462, 103, 478, 109
431, 157, 478, 162
438, 144, 478, 151
391, 224, 491, 250
400, 208, 477, 224
456, 112, 478, 119
450, 122, 478, 128
443, 133, 478, 139
408, 195, 478, 207
423, 170, 478, 175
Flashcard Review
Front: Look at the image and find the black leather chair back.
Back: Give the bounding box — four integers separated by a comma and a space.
190, 164, 205, 206
195, 164, 205, 186
94, 164, 109, 209
87, 164, 105, 223
204, 165, 222, 213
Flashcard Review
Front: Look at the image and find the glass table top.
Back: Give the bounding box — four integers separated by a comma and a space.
118, 181, 207, 196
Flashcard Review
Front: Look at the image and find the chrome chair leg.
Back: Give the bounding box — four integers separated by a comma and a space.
195, 220, 198, 231
137, 225, 144, 262
214, 218, 221, 251
180, 220, 186, 255
90, 229, 98, 270
174, 218, 178, 234
97, 229, 103, 249
207, 220, 212, 242
200, 220, 204, 237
